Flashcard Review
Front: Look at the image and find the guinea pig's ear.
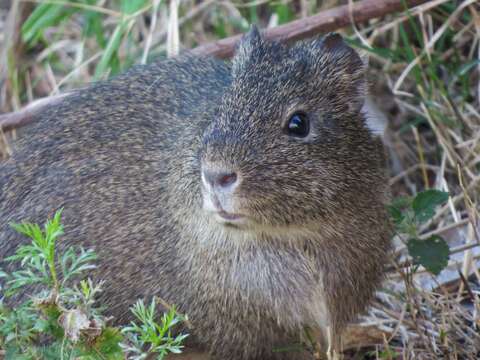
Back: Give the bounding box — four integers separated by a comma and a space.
232, 25, 264, 77
315, 33, 367, 114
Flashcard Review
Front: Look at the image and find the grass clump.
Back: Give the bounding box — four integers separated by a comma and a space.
0, 210, 187, 359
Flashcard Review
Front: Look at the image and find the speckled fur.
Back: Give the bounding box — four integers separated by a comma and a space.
0, 29, 391, 359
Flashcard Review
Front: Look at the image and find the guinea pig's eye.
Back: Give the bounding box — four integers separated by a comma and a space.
286, 112, 309, 137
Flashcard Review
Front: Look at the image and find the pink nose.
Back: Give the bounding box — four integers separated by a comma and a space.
203, 170, 238, 189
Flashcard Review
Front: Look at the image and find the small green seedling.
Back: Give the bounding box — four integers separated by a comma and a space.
389, 189, 450, 275
121, 298, 188, 360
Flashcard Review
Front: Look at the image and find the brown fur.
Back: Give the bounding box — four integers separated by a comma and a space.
0, 28, 391, 359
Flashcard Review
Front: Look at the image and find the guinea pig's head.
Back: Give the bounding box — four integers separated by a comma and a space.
200, 26, 370, 231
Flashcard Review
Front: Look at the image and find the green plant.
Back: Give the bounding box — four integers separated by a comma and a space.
121, 299, 188, 359
21, 0, 152, 79
389, 189, 450, 275
5, 209, 96, 295
367, 345, 401, 360
0, 210, 187, 359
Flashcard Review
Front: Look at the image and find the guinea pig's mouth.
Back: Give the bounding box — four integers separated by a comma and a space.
213, 210, 249, 226
202, 192, 248, 226
216, 210, 243, 221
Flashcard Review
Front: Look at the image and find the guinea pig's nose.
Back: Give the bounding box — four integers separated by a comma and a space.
202, 169, 238, 190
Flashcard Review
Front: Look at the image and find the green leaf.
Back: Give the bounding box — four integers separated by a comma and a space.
248, 6, 258, 24
457, 59, 480, 76
94, 23, 125, 79
407, 236, 450, 275
388, 196, 411, 225
412, 190, 449, 222
21, 4, 73, 45
272, 3, 293, 24
95, 327, 124, 357
345, 39, 397, 61
121, 0, 148, 15
21, 3, 55, 42
213, 14, 227, 39
388, 205, 404, 225
122, 299, 187, 358
61, 247, 97, 285
83, 0, 107, 48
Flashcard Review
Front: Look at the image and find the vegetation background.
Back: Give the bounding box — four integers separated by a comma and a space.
0, 0, 479, 359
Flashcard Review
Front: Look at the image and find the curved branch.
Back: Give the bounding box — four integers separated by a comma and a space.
0, 0, 429, 132
0, 93, 72, 132
192, 0, 429, 58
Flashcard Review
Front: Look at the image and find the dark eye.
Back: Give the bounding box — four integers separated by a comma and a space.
286, 112, 309, 137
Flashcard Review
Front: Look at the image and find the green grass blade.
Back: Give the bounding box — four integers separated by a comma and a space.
94, 23, 125, 79
21, 3, 54, 41
121, 0, 148, 15
22, 4, 77, 45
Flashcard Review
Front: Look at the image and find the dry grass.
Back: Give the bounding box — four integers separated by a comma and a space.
0, 0, 479, 359
350, 1, 480, 358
